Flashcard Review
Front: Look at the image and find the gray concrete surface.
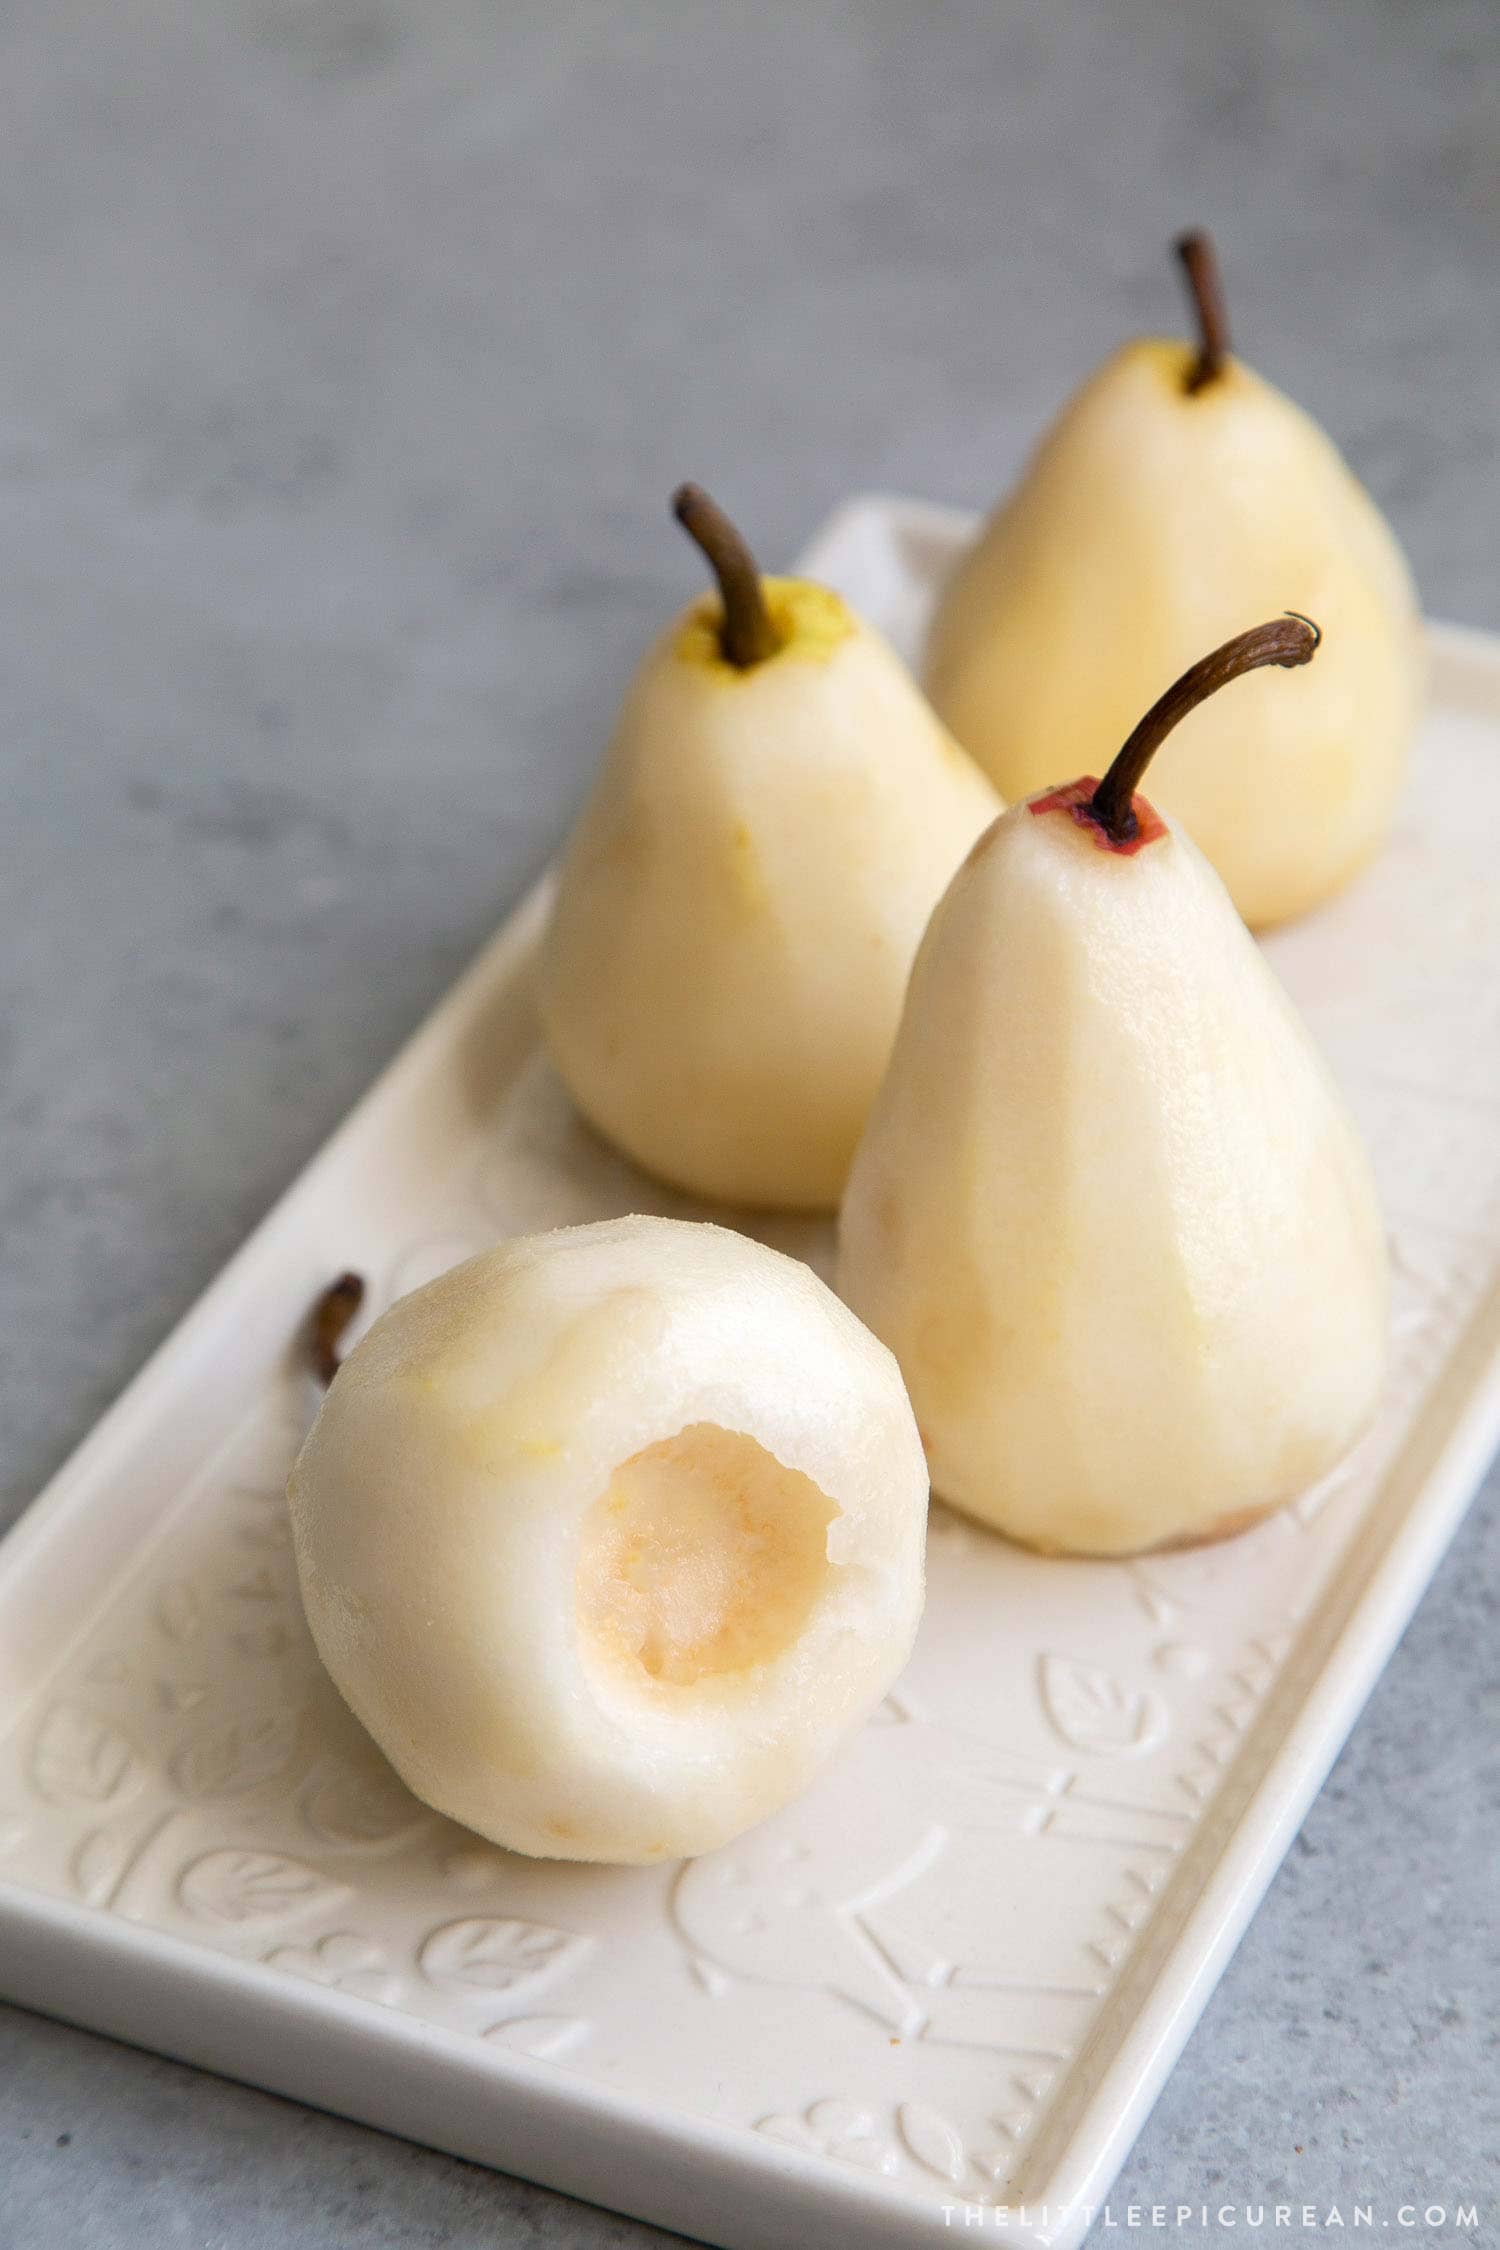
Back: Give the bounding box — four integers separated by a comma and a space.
0, 1, 1496, 2242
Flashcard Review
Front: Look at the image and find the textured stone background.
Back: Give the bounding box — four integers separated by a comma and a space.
0, 2, 1496, 2242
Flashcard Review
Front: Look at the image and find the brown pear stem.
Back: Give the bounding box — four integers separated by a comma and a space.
672, 483, 780, 668
1176, 229, 1230, 393
1088, 614, 1322, 844
307, 1271, 365, 1387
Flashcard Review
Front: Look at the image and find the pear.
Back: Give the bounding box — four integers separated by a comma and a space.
289, 1216, 928, 1863
925, 231, 1422, 928
839, 615, 1389, 1558
539, 485, 1002, 1210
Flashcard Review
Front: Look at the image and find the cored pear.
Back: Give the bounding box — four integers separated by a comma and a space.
290, 1217, 928, 1862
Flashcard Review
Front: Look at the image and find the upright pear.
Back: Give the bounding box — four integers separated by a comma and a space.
839, 616, 1389, 1557
540, 485, 1001, 1210
925, 232, 1422, 927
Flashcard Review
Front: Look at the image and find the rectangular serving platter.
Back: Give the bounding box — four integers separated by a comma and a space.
4, 496, 1500, 2250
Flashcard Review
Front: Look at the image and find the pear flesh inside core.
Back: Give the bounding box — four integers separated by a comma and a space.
288, 1215, 928, 1863
837, 794, 1390, 1558
540, 578, 1001, 1211
924, 341, 1423, 929
578, 1425, 837, 1689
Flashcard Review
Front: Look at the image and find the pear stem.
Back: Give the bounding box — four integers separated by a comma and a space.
1088, 613, 1322, 844
1176, 229, 1230, 393
307, 1271, 365, 1387
672, 483, 781, 668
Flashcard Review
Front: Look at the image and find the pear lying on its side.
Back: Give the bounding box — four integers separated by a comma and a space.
840, 615, 1389, 1558
290, 1217, 928, 1863
540, 486, 1001, 1211
925, 232, 1422, 928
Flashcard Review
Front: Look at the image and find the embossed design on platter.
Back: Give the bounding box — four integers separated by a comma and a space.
1012, 2066, 1054, 2105
1131, 1510, 1307, 1626
481, 2013, 590, 2059
169, 1708, 303, 1800
757, 2093, 1029, 2201
757, 2097, 901, 2176
264, 1931, 399, 2003
177, 1849, 348, 1927
233, 1497, 291, 1553
1151, 1641, 1210, 1679
229, 1565, 283, 1604
673, 1728, 1187, 2055
674, 1819, 948, 2035
71, 1825, 134, 1907
154, 1579, 204, 1643
417, 1917, 591, 1999
30, 1704, 142, 1811
869, 1689, 921, 1727
899, 2097, 968, 2182
1038, 1655, 1167, 1758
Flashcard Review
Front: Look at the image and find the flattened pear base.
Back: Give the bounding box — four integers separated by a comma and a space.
952, 1494, 1287, 1563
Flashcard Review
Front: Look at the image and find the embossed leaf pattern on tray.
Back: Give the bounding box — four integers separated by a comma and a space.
418, 1917, 588, 1996
178, 1849, 347, 1926
481, 2014, 589, 2058
170, 1709, 302, 1799
265, 1931, 398, 2003
898, 2099, 968, 2183
1039, 1655, 1167, 1758
154, 1580, 203, 1643
30, 1704, 141, 1810
70, 1825, 132, 1907
757, 2099, 901, 2175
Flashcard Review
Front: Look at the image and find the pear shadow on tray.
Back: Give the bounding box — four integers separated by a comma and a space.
447, 880, 557, 1128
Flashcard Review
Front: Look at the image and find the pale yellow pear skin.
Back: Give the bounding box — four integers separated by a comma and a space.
540, 580, 1002, 1211
837, 794, 1390, 1557
925, 342, 1423, 928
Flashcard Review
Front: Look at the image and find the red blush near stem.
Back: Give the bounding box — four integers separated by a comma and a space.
1029, 779, 1168, 856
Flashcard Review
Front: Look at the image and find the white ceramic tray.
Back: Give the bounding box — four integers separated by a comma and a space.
4, 498, 1500, 2250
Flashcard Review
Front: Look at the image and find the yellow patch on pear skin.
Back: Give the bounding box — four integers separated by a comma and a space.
674, 577, 855, 675
727, 818, 768, 912
1134, 333, 1253, 405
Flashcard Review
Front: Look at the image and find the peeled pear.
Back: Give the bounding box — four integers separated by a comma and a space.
840, 616, 1389, 1558
289, 1216, 928, 1864
925, 231, 1422, 928
539, 485, 1001, 1210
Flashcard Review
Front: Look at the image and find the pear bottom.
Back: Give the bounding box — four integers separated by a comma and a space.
978, 1492, 1287, 1563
